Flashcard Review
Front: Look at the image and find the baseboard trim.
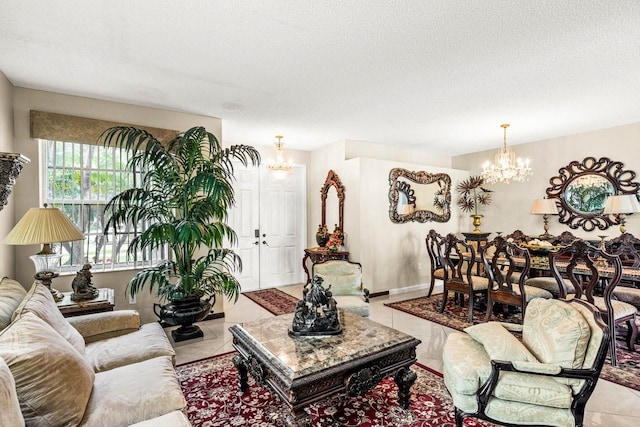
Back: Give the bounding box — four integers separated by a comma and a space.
388, 280, 443, 296
369, 290, 390, 298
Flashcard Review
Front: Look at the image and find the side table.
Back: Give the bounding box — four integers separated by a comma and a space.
302, 247, 349, 284
56, 288, 115, 317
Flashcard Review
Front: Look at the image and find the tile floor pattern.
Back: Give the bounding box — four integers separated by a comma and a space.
167, 285, 640, 426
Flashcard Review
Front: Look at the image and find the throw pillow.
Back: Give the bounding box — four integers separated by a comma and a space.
12, 281, 85, 354
0, 356, 25, 427
523, 298, 590, 369
0, 313, 94, 426
464, 321, 538, 363
0, 278, 27, 330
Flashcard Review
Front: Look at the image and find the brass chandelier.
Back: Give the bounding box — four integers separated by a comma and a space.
268, 135, 293, 180
481, 123, 532, 184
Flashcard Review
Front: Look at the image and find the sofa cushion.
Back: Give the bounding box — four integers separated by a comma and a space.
464, 322, 537, 363
523, 298, 590, 370
80, 355, 186, 427
84, 322, 176, 372
0, 313, 94, 427
12, 281, 86, 354
0, 356, 25, 427
0, 277, 26, 330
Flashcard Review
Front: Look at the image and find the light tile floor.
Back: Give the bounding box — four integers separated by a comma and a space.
167, 285, 640, 426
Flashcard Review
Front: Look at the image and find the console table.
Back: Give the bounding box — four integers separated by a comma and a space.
56, 288, 115, 317
302, 247, 349, 284
230, 310, 421, 426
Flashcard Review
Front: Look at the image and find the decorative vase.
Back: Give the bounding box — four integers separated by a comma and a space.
470, 214, 483, 233
316, 224, 330, 247
154, 295, 213, 342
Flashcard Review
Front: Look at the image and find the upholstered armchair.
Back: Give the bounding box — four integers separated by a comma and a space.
443, 298, 610, 427
425, 229, 445, 297
312, 260, 370, 317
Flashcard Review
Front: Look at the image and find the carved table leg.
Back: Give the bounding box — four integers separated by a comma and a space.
302, 252, 311, 284
232, 354, 249, 392
394, 367, 417, 409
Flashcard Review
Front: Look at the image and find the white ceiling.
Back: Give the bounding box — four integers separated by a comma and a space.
1, 1, 640, 155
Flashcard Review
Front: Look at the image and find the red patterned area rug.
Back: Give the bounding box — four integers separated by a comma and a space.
385, 295, 640, 392
242, 288, 298, 315
177, 352, 496, 427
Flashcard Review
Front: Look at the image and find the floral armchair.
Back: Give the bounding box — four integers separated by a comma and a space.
311, 260, 370, 317
443, 297, 610, 427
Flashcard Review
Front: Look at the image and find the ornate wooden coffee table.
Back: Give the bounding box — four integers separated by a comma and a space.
229, 310, 421, 426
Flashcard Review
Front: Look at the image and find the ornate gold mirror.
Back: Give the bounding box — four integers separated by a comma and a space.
546, 157, 639, 231
321, 170, 345, 232
388, 168, 451, 223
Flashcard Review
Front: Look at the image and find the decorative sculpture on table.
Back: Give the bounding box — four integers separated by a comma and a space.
289, 276, 342, 336
456, 175, 492, 233
71, 263, 99, 301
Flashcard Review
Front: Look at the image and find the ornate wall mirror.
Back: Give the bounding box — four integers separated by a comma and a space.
546, 157, 639, 231
321, 170, 345, 232
388, 168, 451, 223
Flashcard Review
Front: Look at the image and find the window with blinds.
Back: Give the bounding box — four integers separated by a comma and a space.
40, 139, 167, 273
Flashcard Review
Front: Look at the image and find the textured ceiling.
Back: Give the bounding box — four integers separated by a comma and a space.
1, 1, 639, 155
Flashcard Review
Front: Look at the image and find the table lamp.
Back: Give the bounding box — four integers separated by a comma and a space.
603, 194, 640, 234
530, 198, 558, 238
3, 204, 84, 301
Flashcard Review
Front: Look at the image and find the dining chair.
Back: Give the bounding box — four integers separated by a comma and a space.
524, 234, 580, 298
441, 233, 489, 323
481, 236, 552, 323
425, 229, 445, 297
606, 232, 640, 311
549, 239, 637, 366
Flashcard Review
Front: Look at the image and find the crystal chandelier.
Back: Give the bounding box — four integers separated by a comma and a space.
268, 135, 292, 180
481, 123, 532, 184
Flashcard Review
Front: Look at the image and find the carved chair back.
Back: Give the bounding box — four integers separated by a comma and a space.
605, 232, 640, 269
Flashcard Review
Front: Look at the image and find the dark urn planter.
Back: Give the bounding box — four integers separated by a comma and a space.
154, 295, 214, 342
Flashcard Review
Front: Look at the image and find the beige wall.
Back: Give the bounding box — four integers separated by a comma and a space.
9, 88, 225, 323
452, 122, 640, 241
308, 139, 465, 293
0, 72, 16, 279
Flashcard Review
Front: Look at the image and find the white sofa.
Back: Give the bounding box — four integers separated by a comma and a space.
0, 277, 191, 427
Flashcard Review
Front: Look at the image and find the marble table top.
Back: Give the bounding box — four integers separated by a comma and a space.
230, 310, 419, 381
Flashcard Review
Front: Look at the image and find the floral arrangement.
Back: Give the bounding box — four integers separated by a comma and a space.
456, 175, 492, 215
325, 227, 344, 251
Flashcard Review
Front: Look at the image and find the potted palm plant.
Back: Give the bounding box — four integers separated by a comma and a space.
101, 126, 260, 341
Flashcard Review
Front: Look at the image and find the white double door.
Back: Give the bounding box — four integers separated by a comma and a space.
228, 164, 307, 291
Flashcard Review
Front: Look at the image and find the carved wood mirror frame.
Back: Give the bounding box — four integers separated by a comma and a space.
388, 168, 451, 223
321, 170, 345, 232
546, 157, 640, 231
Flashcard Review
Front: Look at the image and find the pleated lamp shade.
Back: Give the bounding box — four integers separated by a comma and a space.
530, 198, 558, 215
602, 194, 640, 215
4, 206, 84, 248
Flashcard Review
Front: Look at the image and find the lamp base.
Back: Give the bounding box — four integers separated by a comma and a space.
34, 271, 63, 302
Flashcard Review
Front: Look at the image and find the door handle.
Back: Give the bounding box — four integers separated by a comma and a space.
262, 240, 270, 246
254, 241, 260, 246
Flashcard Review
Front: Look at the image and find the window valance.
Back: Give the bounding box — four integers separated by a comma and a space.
30, 110, 177, 145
